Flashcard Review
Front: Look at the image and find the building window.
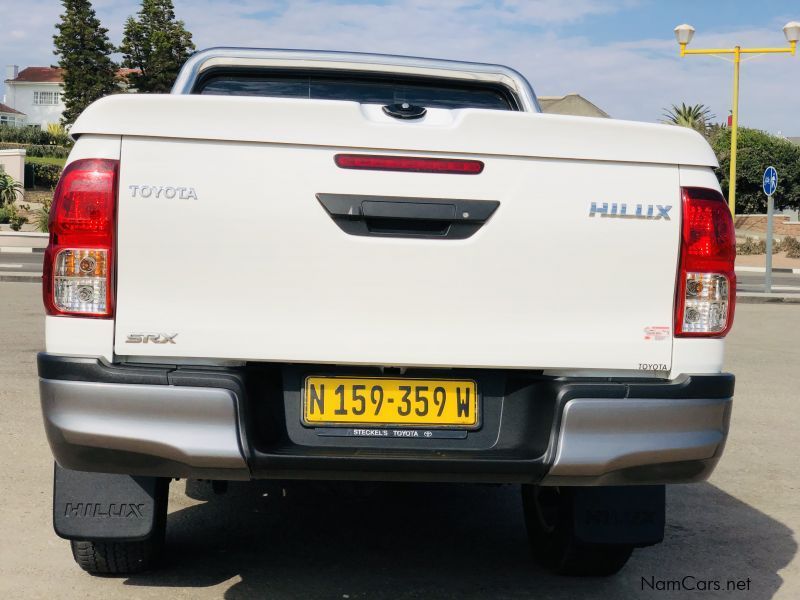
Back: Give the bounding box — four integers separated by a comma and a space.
33, 91, 61, 105
0, 115, 18, 126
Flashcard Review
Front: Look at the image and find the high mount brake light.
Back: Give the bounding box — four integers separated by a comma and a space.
675, 187, 736, 337
43, 158, 118, 318
334, 154, 484, 174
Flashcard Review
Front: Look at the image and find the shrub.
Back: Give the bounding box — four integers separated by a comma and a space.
780, 236, 800, 258
4, 202, 29, 231
46, 123, 66, 138
0, 142, 71, 158
33, 196, 51, 233
31, 163, 62, 189
736, 238, 766, 255
0, 206, 9, 224
0, 124, 71, 147
9, 213, 28, 231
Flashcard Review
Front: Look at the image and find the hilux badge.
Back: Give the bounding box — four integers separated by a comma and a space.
589, 203, 671, 220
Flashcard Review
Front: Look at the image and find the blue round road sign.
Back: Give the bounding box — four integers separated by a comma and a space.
763, 166, 778, 196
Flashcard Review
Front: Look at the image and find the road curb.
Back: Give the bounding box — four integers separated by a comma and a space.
0, 247, 45, 254
736, 266, 800, 274
0, 231, 48, 237
736, 292, 800, 304
0, 273, 41, 283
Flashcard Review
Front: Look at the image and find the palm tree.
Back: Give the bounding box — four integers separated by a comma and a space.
662, 103, 716, 134
0, 173, 23, 207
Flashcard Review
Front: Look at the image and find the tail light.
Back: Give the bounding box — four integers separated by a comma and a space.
43, 159, 118, 318
335, 154, 484, 174
675, 187, 736, 337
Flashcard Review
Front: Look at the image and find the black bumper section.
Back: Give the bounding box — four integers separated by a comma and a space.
38, 353, 735, 484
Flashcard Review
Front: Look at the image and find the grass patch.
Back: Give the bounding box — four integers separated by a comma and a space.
25, 156, 66, 167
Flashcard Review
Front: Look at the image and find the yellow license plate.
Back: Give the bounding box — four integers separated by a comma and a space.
303, 377, 479, 429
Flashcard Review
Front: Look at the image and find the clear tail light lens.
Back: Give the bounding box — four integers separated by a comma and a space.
43, 159, 118, 318
675, 187, 736, 337
680, 272, 729, 333
52, 249, 110, 314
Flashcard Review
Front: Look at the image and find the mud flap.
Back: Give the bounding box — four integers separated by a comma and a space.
572, 485, 665, 547
53, 463, 168, 541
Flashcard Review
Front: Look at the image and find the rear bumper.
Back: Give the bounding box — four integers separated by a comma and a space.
40, 378, 250, 480
38, 353, 733, 485
543, 397, 730, 485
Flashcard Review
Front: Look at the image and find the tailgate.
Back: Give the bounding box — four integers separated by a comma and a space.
114, 135, 680, 372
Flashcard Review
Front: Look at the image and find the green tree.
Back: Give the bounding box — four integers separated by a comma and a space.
120, 0, 195, 93
662, 103, 716, 135
52, 0, 118, 126
709, 127, 800, 214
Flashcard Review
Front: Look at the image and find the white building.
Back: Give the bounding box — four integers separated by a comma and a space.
3, 66, 65, 129
0, 101, 25, 127
3, 65, 138, 129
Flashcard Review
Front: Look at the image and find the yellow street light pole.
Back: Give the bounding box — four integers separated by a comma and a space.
730, 46, 740, 219
674, 22, 800, 218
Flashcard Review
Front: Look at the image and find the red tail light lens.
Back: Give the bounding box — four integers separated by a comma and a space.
43, 159, 118, 318
675, 187, 736, 337
334, 154, 484, 174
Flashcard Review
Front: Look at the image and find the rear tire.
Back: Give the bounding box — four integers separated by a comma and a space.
522, 485, 634, 576
70, 479, 168, 575
71, 536, 163, 575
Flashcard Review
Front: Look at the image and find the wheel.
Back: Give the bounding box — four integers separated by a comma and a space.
70, 479, 169, 575
71, 536, 163, 575
521, 485, 634, 576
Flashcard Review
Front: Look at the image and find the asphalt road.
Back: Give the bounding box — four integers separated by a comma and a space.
0, 251, 43, 274
737, 272, 800, 294
1, 281, 798, 599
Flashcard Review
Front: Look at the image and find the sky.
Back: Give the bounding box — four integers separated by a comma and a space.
0, 0, 798, 134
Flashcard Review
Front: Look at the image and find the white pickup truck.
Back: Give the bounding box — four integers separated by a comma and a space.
39, 48, 736, 577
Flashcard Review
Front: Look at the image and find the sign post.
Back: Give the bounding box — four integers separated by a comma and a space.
763, 166, 778, 293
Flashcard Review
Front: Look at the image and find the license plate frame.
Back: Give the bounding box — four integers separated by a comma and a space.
302, 376, 480, 430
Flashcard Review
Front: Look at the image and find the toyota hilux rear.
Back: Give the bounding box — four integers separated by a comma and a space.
38, 48, 735, 577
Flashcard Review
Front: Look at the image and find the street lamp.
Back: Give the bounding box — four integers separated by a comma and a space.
674, 22, 797, 217
674, 24, 695, 47
784, 22, 800, 44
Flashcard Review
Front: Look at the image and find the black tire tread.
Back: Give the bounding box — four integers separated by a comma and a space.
70, 538, 158, 575
68, 477, 169, 575
522, 485, 634, 577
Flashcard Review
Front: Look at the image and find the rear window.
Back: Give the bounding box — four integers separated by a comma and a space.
195, 70, 517, 111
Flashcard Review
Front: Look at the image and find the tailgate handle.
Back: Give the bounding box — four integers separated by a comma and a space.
361, 200, 455, 221
316, 194, 499, 240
